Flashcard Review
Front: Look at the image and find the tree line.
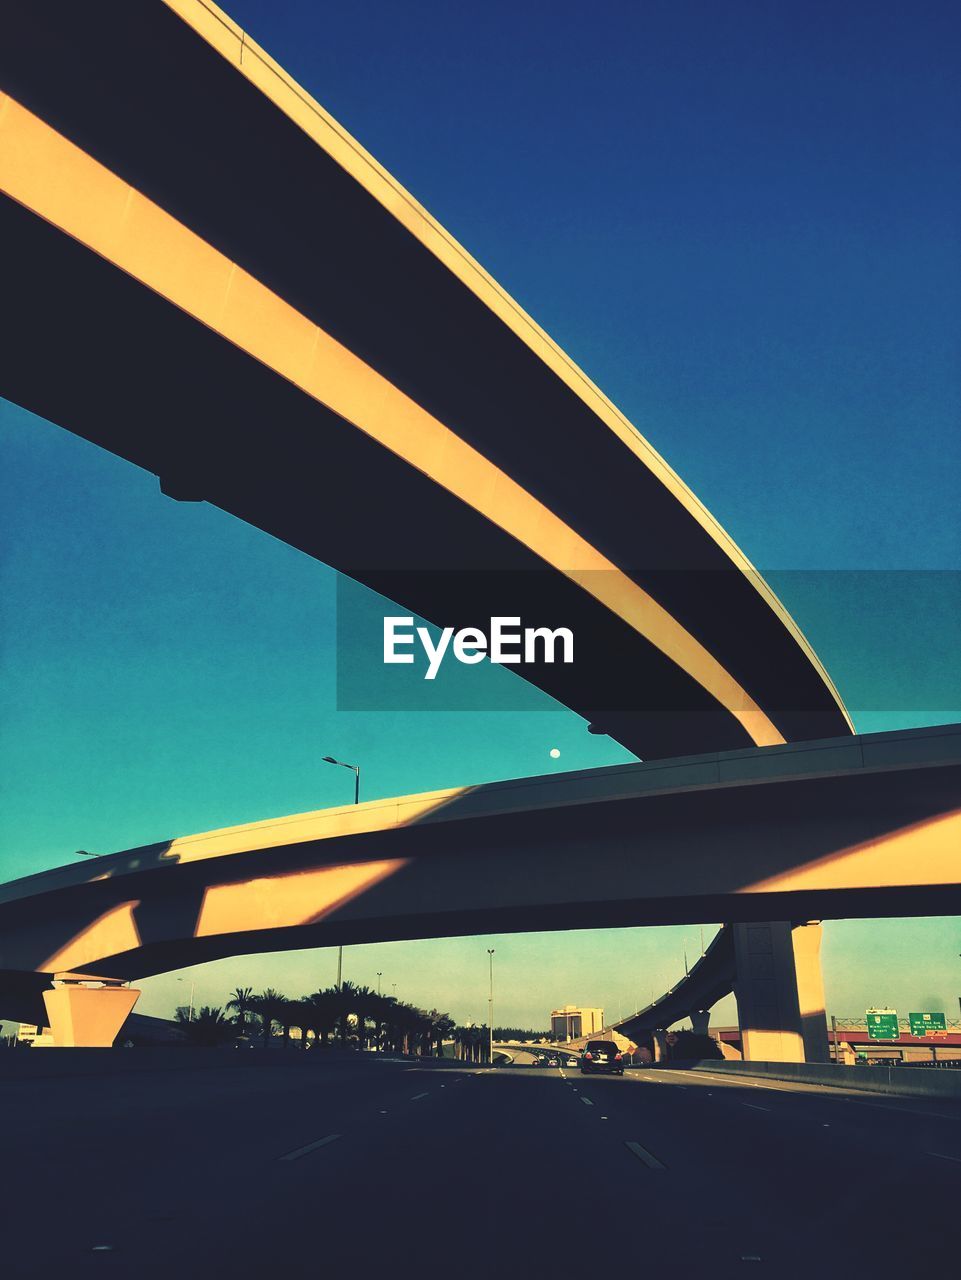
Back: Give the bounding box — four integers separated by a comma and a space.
174, 980, 493, 1060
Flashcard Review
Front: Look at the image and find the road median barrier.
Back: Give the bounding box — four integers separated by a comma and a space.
668, 1058, 961, 1101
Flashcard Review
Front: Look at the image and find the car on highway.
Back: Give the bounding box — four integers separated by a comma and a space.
579, 1040, 624, 1075
547, 1056, 559, 1067
567, 1058, 578, 1068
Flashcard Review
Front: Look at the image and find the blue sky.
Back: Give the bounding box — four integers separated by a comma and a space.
2, 0, 959, 1029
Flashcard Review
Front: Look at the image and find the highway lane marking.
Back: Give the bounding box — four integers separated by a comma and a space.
411, 1092, 430, 1100
929, 1151, 961, 1164
669, 1070, 772, 1090
625, 1141, 666, 1170
629, 1072, 689, 1088
580, 1097, 594, 1106
279, 1133, 341, 1162
741, 1103, 771, 1112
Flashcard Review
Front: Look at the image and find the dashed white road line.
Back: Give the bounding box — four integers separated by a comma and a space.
929, 1151, 961, 1164
625, 1140, 666, 1170
411, 1092, 429, 1101
279, 1133, 341, 1162
742, 1103, 771, 1112
580, 1096, 594, 1106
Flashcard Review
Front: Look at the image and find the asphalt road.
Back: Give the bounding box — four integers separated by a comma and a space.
3, 1056, 959, 1276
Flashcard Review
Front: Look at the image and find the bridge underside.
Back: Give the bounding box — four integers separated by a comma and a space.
2, 726, 959, 1040
0, 1, 852, 762
0, 4, 937, 1060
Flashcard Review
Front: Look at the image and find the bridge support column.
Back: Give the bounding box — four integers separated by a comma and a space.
733, 922, 807, 1062
652, 1029, 669, 1063
690, 1010, 710, 1036
792, 922, 830, 1063
42, 974, 140, 1048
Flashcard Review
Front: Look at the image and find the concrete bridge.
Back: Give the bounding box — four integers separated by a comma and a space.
2, 723, 959, 1047
1, 2, 951, 1054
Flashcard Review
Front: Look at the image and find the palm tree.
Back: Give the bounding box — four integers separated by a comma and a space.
334, 980, 364, 1047
430, 1012, 455, 1058
284, 999, 312, 1050
176, 1006, 233, 1047
395, 1003, 428, 1056
454, 1025, 484, 1062
225, 986, 254, 1036
369, 992, 396, 1053
251, 988, 286, 1049
303, 989, 339, 1048
276, 998, 296, 1048
350, 984, 378, 1052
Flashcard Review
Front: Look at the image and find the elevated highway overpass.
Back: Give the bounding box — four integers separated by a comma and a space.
2, 724, 959, 1047
0, 0, 851, 761
0, 1, 938, 1055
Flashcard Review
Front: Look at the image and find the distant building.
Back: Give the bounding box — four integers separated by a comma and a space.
16, 1023, 55, 1048
550, 1006, 604, 1042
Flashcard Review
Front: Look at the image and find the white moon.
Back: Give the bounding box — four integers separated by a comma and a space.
549, 748, 561, 759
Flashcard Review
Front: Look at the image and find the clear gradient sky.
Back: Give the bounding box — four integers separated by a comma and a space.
1, 0, 959, 1031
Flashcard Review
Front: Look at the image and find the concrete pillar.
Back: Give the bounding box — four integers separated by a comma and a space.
733, 921, 805, 1062
652, 1029, 669, 1063
42, 974, 140, 1048
792, 922, 830, 1063
690, 1010, 710, 1036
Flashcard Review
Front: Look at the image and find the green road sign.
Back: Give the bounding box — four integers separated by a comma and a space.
909, 1011, 947, 1037
867, 1009, 899, 1040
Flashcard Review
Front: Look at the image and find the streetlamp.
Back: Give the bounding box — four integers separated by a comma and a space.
487, 948, 495, 1066
322, 755, 361, 986
376, 972, 382, 995
322, 755, 360, 804
177, 977, 195, 1022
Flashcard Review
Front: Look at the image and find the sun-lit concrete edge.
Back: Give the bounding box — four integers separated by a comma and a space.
3, 721, 957, 907
159, 0, 848, 717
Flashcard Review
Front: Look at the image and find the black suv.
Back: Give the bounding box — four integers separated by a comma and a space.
580, 1040, 624, 1075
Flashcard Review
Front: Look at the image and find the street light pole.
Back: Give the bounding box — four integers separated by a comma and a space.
487, 948, 495, 1066
322, 755, 361, 987
177, 977, 195, 1022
